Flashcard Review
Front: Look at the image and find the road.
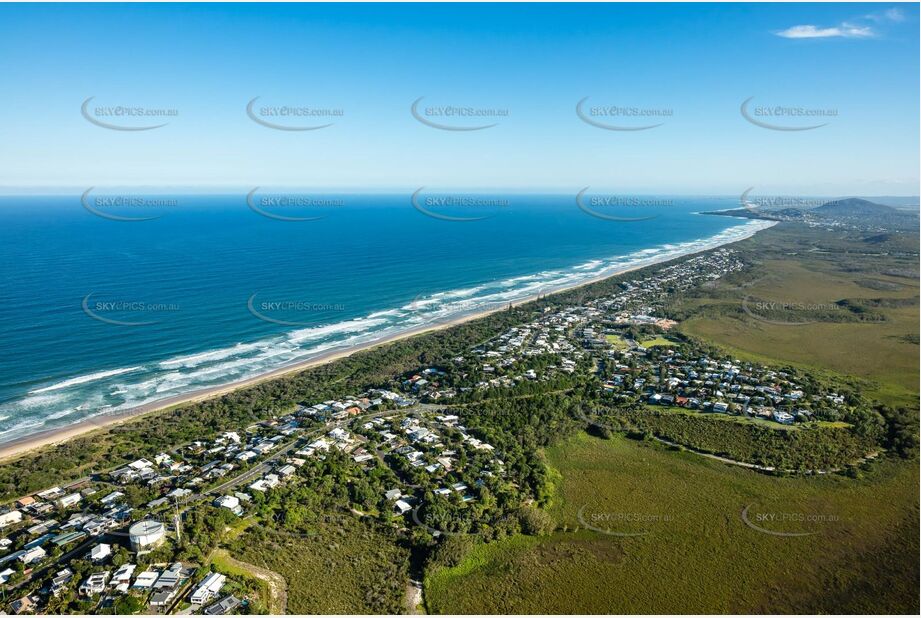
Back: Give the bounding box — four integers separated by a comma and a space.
205, 439, 303, 497
5, 531, 107, 592
5, 404, 437, 600
206, 406, 431, 497
651, 436, 879, 474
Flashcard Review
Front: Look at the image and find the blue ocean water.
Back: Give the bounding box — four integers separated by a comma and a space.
0, 193, 768, 442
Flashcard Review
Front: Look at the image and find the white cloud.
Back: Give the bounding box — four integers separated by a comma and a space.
866, 7, 905, 22
777, 6, 907, 39
775, 23, 874, 39
883, 7, 905, 21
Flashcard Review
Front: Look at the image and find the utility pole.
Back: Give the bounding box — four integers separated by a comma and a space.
173, 501, 182, 544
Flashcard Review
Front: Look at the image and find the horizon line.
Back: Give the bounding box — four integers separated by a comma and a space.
0, 187, 918, 200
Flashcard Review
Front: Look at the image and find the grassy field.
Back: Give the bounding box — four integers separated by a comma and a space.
210, 549, 280, 614
228, 514, 409, 614
605, 333, 629, 349
425, 432, 919, 613
425, 224, 918, 614
639, 336, 676, 347
677, 224, 919, 408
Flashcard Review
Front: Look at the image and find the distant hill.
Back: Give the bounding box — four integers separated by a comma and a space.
702, 196, 916, 230
813, 197, 898, 216
808, 197, 918, 232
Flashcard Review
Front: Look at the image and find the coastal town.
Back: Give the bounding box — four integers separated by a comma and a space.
0, 247, 881, 614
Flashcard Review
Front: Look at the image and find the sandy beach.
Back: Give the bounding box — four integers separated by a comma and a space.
0, 220, 774, 463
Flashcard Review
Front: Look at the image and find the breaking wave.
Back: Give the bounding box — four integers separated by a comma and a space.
0, 218, 774, 444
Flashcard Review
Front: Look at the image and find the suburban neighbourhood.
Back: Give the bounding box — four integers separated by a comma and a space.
0, 248, 892, 614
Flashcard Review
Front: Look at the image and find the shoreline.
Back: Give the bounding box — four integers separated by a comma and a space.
0, 219, 776, 463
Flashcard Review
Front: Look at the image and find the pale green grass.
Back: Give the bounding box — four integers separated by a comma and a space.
639, 336, 676, 347
425, 433, 918, 614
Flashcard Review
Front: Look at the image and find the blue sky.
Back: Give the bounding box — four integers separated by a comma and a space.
0, 2, 917, 195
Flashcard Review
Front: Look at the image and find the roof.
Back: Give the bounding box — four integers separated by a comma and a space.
129, 520, 164, 536
132, 570, 160, 588
204, 595, 242, 615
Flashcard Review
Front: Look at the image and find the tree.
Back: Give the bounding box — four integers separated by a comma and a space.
111, 546, 130, 567
113, 594, 145, 615
517, 506, 555, 536
427, 535, 475, 570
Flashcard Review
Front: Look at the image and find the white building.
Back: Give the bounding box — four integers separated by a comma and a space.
20, 546, 46, 565
190, 572, 226, 605
128, 520, 166, 552
0, 510, 23, 528
89, 543, 112, 562
132, 569, 160, 589
112, 563, 136, 585
57, 493, 82, 509
79, 572, 108, 596
213, 495, 243, 516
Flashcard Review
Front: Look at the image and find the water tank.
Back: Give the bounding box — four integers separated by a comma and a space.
128, 520, 165, 552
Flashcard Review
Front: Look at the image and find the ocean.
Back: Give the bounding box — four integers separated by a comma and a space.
0, 192, 770, 443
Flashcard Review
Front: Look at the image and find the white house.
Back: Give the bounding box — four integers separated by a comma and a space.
132, 569, 160, 589
213, 495, 243, 516
79, 572, 109, 596
20, 546, 46, 565
0, 510, 23, 528
112, 563, 136, 585
57, 493, 82, 509
773, 410, 795, 425
190, 572, 226, 605
89, 543, 112, 562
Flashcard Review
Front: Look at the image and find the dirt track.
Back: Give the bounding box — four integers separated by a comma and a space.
212, 549, 288, 614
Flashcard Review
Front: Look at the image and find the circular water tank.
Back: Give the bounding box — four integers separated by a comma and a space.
129, 520, 165, 551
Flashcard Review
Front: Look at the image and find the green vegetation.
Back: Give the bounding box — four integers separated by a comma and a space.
210, 549, 275, 614
218, 451, 411, 613
675, 224, 919, 409
423, 222, 918, 614
602, 406, 878, 471
1, 219, 916, 614
425, 432, 919, 614
638, 335, 675, 347
230, 516, 408, 614
0, 306, 543, 502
